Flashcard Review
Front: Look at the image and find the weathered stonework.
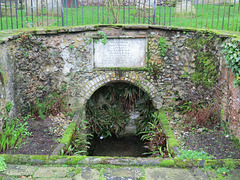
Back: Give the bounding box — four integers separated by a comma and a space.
0, 25, 239, 139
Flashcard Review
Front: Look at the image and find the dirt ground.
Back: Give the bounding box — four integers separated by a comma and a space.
1, 112, 240, 159
168, 112, 240, 159
1, 113, 71, 155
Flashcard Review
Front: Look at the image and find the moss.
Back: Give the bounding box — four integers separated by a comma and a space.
159, 159, 175, 167
174, 159, 199, 168
94, 67, 147, 71
157, 109, 179, 157
60, 122, 77, 146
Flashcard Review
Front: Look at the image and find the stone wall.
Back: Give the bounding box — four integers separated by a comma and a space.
0, 25, 239, 138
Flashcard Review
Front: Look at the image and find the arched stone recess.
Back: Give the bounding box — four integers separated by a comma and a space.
80, 71, 161, 112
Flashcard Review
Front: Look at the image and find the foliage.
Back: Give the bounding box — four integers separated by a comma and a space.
140, 116, 169, 157
6, 101, 13, 113
177, 149, 214, 160
191, 52, 218, 87
86, 83, 154, 137
0, 66, 5, 86
158, 36, 167, 57
97, 31, 108, 45
0, 115, 31, 152
105, 0, 123, 23
0, 157, 6, 172
32, 92, 71, 120
135, 93, 155, 132
185, 35, 219, 88
62, 120, 92, 155
222, 40, 240, 87
87, 106, 129, 138
178, 101, 221, 129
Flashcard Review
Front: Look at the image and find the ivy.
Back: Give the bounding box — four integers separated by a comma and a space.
222, 40, 240, 87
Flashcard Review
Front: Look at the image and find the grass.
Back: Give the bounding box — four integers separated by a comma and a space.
0, 3, 239, 31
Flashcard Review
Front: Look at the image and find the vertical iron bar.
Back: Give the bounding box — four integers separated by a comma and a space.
76, 0, 78, 25
46, 0, 48, 26
124, 0, 125, 24
196, 0, 199, 28
128, 0, 130, 24
222, 0, 227, 30
153, 0, 156, 24
97, 0, 99, 24
190, 0, 193, 27
227, 0, 231, 30
0, 0, 2, 30
217, 0, 220, 29
159, 0, 161, 25
10, 0, 13, 29
236, 0, 240, 31
57, 0, 59, 26
61, 0, 64, 26
21, 0, 23, 28
41, 0, 43, 26
87, 0, 88, 24
5, 0, 8, 29
231, 0, 236, 31
205, 0, 209, 28
15, 0, 18, 29
133, 0, 135, 23
185, 0, 187, 27
138, 0, 140, 23
25, 0, 28, 27
148, 0, 150, 24
169, 0, 171, 26
107, 0, 110, 24
71, 0, 73, 26
180, 0, 182, 26
66, 0, 68, 26
36, 0, 38, 27
200, 0, 204, 28
92, 0, 93, 24
164, 0, 166, 25
211, 0, 215, 29
102, 0, 105, 24
82, 0, 84, 25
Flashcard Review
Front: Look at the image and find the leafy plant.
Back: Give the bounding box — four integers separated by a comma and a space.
222, 40, 240, 87
140, 116, 169, 157
88, 106, 129, 138
62, 120, 92, 155
32, 92, 71, 120
0, 115, 31, 152
6, 101, 13, 113
177, 149, 214, 160
0, 157, 6, 172
178, 101, 221, 129
97, 31, 108, 45
159, 36, 167, 57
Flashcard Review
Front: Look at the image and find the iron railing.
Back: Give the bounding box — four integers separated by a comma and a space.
0, 0, 239, 31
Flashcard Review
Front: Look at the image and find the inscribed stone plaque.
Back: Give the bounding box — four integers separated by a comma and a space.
94, 38, 146, 68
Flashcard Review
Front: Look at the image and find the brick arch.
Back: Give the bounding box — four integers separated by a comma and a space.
80, 71, 162, 110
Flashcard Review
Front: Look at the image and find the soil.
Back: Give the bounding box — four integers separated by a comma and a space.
169, 112, 240, 159
1, 113, 71, 155
1, 111, 240, 159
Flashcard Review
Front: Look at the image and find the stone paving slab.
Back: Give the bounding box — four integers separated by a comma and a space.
103, 167, 144, 180
73, 167, 100, 180
4, 165, 37, 176
145, 167, 196, 180
33, 167, 70, 178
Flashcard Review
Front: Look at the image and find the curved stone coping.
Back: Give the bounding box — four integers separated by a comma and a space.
0, 154, 240, 168
0, 24, 240, 44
